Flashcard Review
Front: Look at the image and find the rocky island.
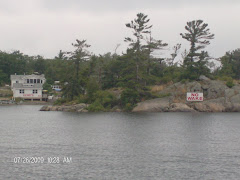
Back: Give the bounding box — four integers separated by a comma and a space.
40, 76, 240, 113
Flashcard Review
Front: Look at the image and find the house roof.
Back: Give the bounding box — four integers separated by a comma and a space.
10, 74, 45, 80
12, 83, 43, 89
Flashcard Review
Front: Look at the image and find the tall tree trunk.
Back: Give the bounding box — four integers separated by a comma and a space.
76, 59, 79, 78
136, 63, 139, 82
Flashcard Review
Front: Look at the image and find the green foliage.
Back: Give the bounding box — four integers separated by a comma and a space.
226, 79, 234, 88
75, 94, 88, 104
124, 103, 134, 112
180, 20, 214, 64
217, 76, 232, 81
217, 49, 240, 79
87, 90, 117, 112
124, 13, 167, 87
217, 76, 235, 88
59, 39, 91, 101
53, 98, 67, 105
15, 97, 24, 103
180, 79, 188, 84
87, 100, 106, 112
86, 78, 99, 102
125, 13, 152, 50
120, 88, 140, 111
102, 59, 121, 89
180, 20, 214, 78
180, 65, 198, 81
43, 82, 52, 92
161, 66, 182, 82
155, 92, 171, 98
0, 51, 28, 84
213, 75, 235, 88
0, 70, 7, 86
0, 88, 12, 97
94, 91, 117, 108
160, 76, 172, 84
179, 56, 211, 81
62, 73, 88, 101
34, 56, 46, 74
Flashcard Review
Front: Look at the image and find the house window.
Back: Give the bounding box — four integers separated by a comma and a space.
41, 80, 43, 84
33, 90, 38, 94
30, 79, 33, 83
34, 79, 36, 83
37, 79, 40, 83
27, 79, 29, 83
16, 81, 19, 83
19, 89, 24, 94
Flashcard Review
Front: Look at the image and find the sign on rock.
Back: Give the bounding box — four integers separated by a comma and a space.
186, 92, 203, 101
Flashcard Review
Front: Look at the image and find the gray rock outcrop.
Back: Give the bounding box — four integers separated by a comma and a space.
192, 97, 226, 112
201, 80, 227, 99
134, 77, 240, 112
168, 103, 195, 112
132, 97, 171, 112
199, 75, 210, 81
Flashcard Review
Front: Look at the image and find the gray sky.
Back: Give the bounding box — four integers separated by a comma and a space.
0, 0, 239, 59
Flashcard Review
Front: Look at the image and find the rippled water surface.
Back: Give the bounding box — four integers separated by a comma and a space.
1, 105, 240, 179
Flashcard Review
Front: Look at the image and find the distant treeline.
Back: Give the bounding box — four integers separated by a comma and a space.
0, 13, 239, 110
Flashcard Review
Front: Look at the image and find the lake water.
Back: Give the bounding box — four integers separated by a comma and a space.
1, 105, 240, 180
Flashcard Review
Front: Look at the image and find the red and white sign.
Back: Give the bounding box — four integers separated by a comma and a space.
186, 92, 203, 101
23, 94, 34, 97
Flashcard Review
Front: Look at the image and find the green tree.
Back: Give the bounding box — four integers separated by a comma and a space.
125, 13, 152, 82
120, 88, 140, 111
86, 78, 99, 103
0, 70, 7, 85
180, 20, 214, 64
34, 55, 46, 74
69, 39, 91, 78
180, 20, 214, 79
43, 82, 52, 92
166, 44, 181, 66
218, 49, 240, 79
144, 32, 168, 75
55, 50, 67, 60
62, 39, 91, 100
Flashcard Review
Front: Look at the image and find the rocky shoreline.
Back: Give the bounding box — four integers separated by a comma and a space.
40, 103, 89, 112
40, 76, 240, 113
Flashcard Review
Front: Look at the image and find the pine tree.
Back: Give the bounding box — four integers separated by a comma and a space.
125, 13, 152, 82
180, 20, 214, 64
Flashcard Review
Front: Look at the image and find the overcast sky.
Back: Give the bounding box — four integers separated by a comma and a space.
0, 0, 239, 59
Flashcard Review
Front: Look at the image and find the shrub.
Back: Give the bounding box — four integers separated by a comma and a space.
94, 91, 117, 108
226, 79, 234, 88
15, 97, 23, 103
86, 78, 100, 103
87, 90, 117, 112
88, 100, 106, 112
76, 94, 88, 104
121, 88, 140, 111
217, 76, 232, 81
124, 103, 134, 111
43, 82, 52, 93
217, 76, 235, 88
158, 92, 171, 98
160, 76, 172, 84
180, 79, 189, 84
53, 98, 67, 105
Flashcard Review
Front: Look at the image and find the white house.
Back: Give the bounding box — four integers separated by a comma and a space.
10, 74, 46, 101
